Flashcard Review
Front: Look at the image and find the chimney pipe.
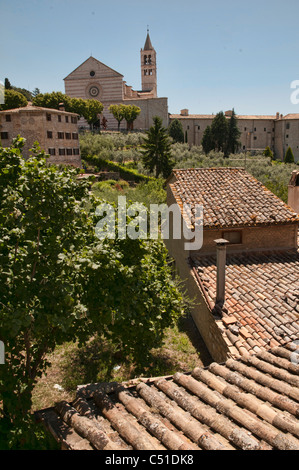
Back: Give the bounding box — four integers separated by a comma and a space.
214, 238, 229, 306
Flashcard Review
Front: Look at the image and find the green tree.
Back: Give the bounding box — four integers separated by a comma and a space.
201, 125, 214, 155
122, 104, 141, 131
109, 104, 126, 131
4, 78, 12, 90
0, 137, 185, 448
210, 111, 229, 153
168, 119, 184, 143
263, 146, 274, 159
142, 116, 174, 178
0, 89, 28, 111
226, 109, 241, 156
284, 146, 294, 163
32, 92, 103, 128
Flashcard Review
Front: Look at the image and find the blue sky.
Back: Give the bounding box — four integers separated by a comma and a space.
1, 0, 299, 116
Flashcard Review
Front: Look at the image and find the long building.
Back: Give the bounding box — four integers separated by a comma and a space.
170, 109, 299, 162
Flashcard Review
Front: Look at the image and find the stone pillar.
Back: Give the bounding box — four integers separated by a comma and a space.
214, 239, 229, 306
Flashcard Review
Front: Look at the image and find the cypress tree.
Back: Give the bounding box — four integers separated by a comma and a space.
168, 119, 184, 143
142, 116, 174, 178
284, 146, 294, 163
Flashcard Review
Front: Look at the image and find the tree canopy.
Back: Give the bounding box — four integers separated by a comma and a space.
32, 92, 104, 127
109, 104, 141, 131
201, 110, 241, 156
0, 137, 185, 448
142, 116, 174, 178
168, 119, 184, 143
0, 89, 28, 111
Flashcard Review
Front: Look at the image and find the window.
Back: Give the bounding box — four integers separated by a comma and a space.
59, 148, 65, 156
222, 230, 242, 244
254, 127, 256, 131
5, 115, 11, 122
264, 128, 266, 132
144, 70, 148, 76
73, 148, 80, 155
243, 145, 246, 150
72, 133, 78, 140
244, 127, 247, 131
48, 148, 56, 155
66, 148, 72, 155
1, 132, 8, 139
47, 131, 53, 138
149, 69, 153, 75
58, 115, 62, 122
46, 113, 51, 121
254, 136, 257, 140
286, 134, 289, 138
57, 132, 64, 139
65, 133, 71, 139
144, 55, 147, 65
90, 70, 95, 77
197, 125, 200, 130
65, 116, 69, 123
286, 123, 290, 129
71, 116, 77, 124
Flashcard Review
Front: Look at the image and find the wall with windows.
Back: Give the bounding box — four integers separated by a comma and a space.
0, 105, 82, 167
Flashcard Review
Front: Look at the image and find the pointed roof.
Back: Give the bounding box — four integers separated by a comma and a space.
143, 32, 154, 51
63, 56, 123, 81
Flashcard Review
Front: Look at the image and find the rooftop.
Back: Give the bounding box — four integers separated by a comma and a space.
169, 168, 299, 229
36, 343, 299, 450
191, 248, 299, 357
0, 103, 78, 116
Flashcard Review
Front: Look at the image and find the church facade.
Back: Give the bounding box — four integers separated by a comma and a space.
64, 32, 168, 131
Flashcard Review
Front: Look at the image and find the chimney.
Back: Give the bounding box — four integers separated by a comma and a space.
288, 170, 299, 213
59, 102, 65, 111
276, 112, 280, 120
214, 239, 229, 306
180, 109, 189, 116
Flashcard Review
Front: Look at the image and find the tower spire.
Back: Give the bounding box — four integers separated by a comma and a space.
140, 30, 157, 97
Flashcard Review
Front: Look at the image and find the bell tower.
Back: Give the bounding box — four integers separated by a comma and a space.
140, 29, 157, 97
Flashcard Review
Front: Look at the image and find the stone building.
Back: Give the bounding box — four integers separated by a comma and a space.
165, 167, 299, 362
170, 110, 299, 162
0, 103, 82, 167
64, 31, 168, 131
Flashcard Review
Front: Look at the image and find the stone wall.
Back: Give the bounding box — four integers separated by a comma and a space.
0, 106, 82, 168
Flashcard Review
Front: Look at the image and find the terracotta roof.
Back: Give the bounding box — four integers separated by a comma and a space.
169, 168, 299, 229
0, 103, 78, 116
191, 249, 299, 356
36, 343, 299, 450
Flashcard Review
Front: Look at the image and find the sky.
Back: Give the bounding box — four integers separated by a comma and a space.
1, 0, 299, 116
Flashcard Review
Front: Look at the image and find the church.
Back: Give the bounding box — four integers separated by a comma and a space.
64, 31, 168, 131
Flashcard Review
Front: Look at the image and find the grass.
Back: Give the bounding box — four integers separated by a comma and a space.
31, 313, 212, 413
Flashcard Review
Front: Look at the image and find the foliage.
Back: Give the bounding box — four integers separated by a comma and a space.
226, 109, 241, 155
263, 146, 274, 159
108, 104, 141, 131
0, 138, 185, 447
83, 155, 153, 183
168, 119, 184, 143
201, 110, 241, 156
32, 92, 104, 126
122, 105, 141, 131
0, 89, 28, 111
284, 146, 295, 163
142, 116, 174, 178
109, 104, 125, 131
